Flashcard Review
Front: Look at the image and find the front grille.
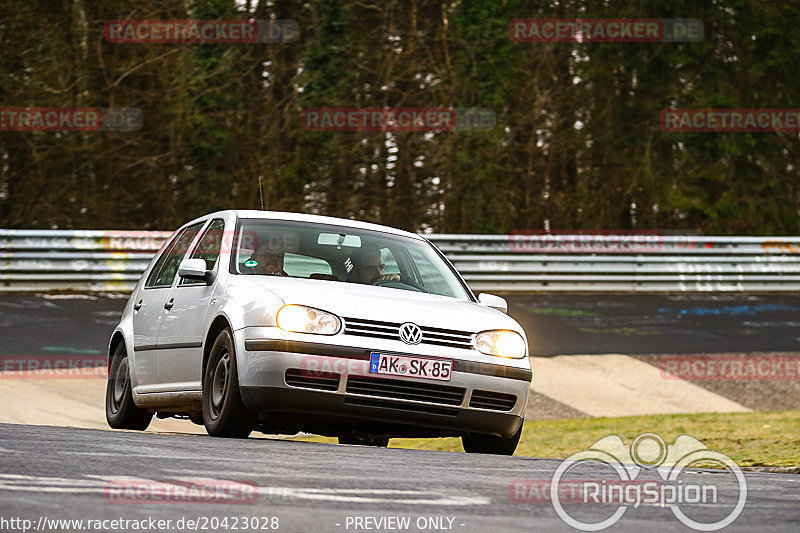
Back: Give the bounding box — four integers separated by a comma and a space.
343, 317, 474, 350
284, 368, 340, 391
469, 390, 517, 411
346, 376, 465, 406
344, 396, 459, 417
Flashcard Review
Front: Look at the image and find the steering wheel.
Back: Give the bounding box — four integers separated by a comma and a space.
398, 275, 424, 291
373, 278, 422, 292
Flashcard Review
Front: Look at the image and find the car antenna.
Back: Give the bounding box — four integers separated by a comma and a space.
258, 177, 264, 210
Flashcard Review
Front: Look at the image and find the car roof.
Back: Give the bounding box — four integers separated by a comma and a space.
193, 210, 425, 241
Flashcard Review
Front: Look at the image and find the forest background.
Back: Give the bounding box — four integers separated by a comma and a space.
1, 0, 798, 235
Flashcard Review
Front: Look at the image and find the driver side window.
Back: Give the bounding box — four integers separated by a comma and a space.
180, 219, 225, 285
406, 247, 456, 297
381, 248, 400, 276
145, 223, 203, 288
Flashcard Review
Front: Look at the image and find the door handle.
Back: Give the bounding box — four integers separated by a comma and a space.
164, 298, 174, 310
133, 299, 143, 311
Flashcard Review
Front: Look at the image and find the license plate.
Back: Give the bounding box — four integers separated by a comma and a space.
369, 352, 453, 381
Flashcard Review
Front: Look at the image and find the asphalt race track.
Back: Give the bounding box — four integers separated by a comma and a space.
1, 423, 799, 533
507, 293, 800, 356
2, 293, 800, 358
1, 293, 799, 532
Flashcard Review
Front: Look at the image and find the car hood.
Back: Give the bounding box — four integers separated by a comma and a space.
235, 276, 522, 335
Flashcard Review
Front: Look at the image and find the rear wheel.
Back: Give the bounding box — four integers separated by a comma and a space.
202, 328, 252, 438
105, 343, 152, 430
462, 424, 522, 455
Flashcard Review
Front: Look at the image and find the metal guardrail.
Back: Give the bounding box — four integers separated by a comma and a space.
0, 230, 170, 292
1, 229, 799, 292
431, 234, 800, 292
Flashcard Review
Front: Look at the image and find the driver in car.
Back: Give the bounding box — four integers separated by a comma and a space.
248, 242, 289, 277
348, 245, 400, 285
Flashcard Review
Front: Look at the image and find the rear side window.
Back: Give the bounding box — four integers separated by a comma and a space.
145, 223, 203, 288
180, 219, 225, 285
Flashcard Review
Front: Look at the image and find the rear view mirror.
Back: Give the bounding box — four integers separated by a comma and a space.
478, 293, 508, 314
178, 258, 212, 284
317, 233, 361, 247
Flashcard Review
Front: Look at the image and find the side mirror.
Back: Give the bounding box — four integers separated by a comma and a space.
178, 258, 212, 284
478, 293, 508, 314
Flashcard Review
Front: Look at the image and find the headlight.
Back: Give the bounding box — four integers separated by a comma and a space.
474, 330, 526, 359
276, 305, 341, 335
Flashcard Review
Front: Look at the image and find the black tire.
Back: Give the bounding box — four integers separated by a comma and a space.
105, 343, 152, 430
462, 424, 523, 455
338, 433, 390, 447
202, 328, 252, 438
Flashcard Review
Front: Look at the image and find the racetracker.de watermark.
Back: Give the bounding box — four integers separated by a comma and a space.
99, 229, 297, 255
101, 231, 171, 252
300, 107, 496, 132
661, 108, 800, 132
0, 355, 107, 378
103, 19, 298, 43
1, 108, 142, 131
104, 480, 258, 504
509, 18, 703, 42
660, 355, 800, 381
509, 230, 663, 253
299, 355, 369, 378
510, 479, 669, 504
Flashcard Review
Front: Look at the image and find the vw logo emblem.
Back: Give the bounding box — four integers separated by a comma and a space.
399, 322, 423, 345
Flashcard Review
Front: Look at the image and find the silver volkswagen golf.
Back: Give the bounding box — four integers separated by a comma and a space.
105, 210, 532, 454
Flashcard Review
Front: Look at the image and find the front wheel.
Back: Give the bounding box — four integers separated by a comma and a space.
202, 328, 252, 438
462, 424, 523, 455
105, 343, 152, 430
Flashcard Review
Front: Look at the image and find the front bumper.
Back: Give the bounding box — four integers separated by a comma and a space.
235, 332, 532, 438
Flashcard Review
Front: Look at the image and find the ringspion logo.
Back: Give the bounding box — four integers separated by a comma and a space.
547, 433, 746, 531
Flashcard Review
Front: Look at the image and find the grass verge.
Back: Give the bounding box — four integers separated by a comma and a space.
294, 409, 800, 467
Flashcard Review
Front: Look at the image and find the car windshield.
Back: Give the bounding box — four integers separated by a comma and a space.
230, 219, 471, 301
